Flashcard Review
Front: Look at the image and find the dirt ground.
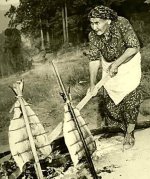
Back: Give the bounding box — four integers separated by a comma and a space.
45, 121, 150, 179
93, 127, 150, 179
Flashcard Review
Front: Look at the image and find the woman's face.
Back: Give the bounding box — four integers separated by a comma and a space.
90, 18, 110, 35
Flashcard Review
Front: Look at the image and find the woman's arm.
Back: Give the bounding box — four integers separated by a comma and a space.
89, 60, 100, 90
109, 17, 140, 77
109, 47, 139, 77
114, 47, 139, 67
87, 31, 102, 89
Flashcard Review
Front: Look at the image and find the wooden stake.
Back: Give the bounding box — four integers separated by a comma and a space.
15, 82, 44, 179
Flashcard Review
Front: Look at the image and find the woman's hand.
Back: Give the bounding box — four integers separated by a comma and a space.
108, 63, 118, 77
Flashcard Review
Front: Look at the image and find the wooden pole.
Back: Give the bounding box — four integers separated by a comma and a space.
52, 61, 99, 179
15, 83, 44, 179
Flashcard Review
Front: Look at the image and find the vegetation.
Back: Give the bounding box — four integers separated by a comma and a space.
0, 28, 32, 77
4, 0, 150, 50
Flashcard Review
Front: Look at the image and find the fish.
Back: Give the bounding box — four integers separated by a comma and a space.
9, 81, 52, 172
63, 104, 96, 166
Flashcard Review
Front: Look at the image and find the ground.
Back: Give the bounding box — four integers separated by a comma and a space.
1, 128, 150, 179
44, 126, 150, 179
94, 128, 150, 179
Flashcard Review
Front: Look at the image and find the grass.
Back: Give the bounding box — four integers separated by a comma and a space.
0, 47, 96, 131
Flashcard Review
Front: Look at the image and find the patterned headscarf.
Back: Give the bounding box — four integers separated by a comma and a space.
88, 5, 118, 21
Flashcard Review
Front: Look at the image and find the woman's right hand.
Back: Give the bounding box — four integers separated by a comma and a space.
107, 63, 118, 77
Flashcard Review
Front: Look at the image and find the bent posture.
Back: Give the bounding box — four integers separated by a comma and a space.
87, 6, 143, 149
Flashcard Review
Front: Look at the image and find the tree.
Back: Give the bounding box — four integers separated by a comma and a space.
4, 28, 24, 72
5, 0, 57, 50
5, 5, 17, 28
5, 0, 150, 50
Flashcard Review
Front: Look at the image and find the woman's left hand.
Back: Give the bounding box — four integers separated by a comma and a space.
108, 63, 118, 78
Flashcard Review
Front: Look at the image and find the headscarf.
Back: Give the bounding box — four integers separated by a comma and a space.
88, 5, 118, 21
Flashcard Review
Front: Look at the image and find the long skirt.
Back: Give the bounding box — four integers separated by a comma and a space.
99, 86, 143, 132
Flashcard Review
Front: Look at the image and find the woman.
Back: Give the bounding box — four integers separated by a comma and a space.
87, 6, 143, 149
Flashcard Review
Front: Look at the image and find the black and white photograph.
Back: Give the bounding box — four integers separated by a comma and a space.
0, 0, 150, 178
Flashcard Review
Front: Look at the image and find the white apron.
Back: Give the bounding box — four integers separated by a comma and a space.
102, 52, 141, 105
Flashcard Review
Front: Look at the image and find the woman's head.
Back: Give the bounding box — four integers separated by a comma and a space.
88, 6, 118, 35
88, 6, 118, 21
90, 18, 111, 35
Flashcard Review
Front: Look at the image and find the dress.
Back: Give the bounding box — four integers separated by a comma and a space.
88, 16, 143, 131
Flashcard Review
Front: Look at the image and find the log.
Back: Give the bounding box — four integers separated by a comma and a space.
91, 120, 150, 136
0, 151, 11, 159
